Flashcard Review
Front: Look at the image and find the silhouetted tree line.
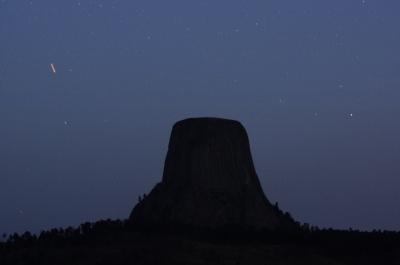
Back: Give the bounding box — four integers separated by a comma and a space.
1, 218, 400, 265
1, 203, 399, 265
1, 219, 130, 249
2, 217, 400, 250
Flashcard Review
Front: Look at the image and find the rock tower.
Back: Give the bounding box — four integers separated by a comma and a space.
130, 118, 291, 229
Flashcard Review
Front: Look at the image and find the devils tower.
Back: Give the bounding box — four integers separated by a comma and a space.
130, 118, 292, 229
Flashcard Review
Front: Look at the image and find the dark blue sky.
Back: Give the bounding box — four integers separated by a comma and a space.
1, 0, 400, 235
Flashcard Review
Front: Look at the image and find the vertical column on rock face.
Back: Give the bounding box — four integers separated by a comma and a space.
130, 118, 288, 229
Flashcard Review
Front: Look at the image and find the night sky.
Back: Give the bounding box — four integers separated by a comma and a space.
1, 0, 400, 235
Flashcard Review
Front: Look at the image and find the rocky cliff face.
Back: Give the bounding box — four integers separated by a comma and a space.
130, 118, 291, 229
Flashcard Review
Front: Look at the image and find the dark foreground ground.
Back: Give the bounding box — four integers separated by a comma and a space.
1, 220, 399, 265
